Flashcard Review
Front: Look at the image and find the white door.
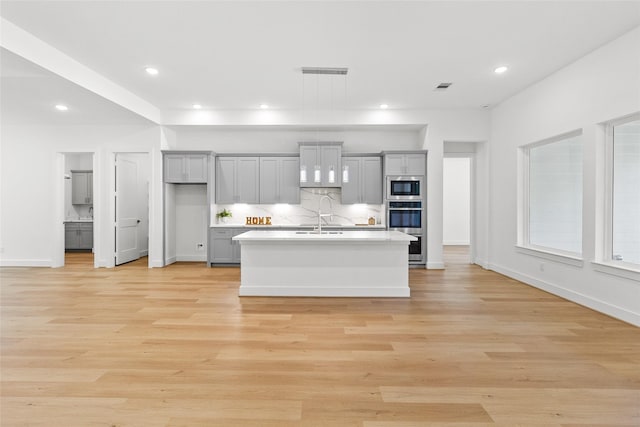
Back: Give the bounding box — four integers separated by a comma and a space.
115, 155, 140, 265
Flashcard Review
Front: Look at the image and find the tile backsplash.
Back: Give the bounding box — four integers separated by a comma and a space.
214, 188, 384, 226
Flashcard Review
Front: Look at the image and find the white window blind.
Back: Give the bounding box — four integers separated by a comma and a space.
528, 133, 583, 254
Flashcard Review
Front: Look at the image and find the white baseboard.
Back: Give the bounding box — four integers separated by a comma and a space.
165, 256, 177, 265
175, 255, 206, 262
489, 262, 640, 327
427, 261, 445, 269
474, 258, 489, 270
149, 259, 164, 268
443, 241, 470, 246
140, 250, 149, 257
0, 259, 51, 267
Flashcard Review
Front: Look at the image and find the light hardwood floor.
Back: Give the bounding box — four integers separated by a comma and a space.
1, 250, 639, 426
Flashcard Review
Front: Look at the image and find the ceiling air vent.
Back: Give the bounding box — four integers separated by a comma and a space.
435, 82, 453, 90
302, 67, 348, 75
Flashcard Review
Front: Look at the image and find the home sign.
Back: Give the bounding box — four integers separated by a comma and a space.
246, 216, 272, 225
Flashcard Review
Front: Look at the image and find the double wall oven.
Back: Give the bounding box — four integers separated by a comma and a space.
386, 177, 425, 264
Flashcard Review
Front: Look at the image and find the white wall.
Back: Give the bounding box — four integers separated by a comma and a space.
443, 157, 470, 245
0, 123, 162, 267
489, 27, 640, 325
171, 128, 423, 153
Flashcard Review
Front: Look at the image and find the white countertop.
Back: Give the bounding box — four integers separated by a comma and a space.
64, 219, 94, 223
233, 230, 416, 242
212, 223, 386, 229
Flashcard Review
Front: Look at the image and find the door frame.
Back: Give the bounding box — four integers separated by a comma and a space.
54, 151, 98, 268
443, 152, 476, 264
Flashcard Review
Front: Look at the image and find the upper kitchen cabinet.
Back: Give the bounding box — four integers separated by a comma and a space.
215, 156, 260, 204
383, 152, 427, 176
71, 170, 93, 205
299, 142, 342, 187
164, 152, 209, 183
341, 156, 383, 204
259, 156, 300, 204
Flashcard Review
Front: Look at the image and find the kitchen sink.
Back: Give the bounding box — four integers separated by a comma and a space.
295, 231, 343, 235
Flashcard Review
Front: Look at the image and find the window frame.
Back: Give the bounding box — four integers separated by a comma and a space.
518, 129, 584, 260
602, 112, 640, 271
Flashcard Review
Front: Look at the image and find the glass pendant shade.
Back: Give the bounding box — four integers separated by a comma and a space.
328, 166, 335, 184
314, 165, 321, 183
300, 165, 307, 183
342, 165, 349, 183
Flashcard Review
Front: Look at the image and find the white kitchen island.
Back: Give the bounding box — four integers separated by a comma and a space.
232, 230, 416, 297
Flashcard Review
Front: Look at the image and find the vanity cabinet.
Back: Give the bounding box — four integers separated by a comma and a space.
164, 153, 208, 183
259, 156, 300, 204
383, 152, 426, 176
215, 157, 260, 203
71, 171, 93, 205
210, 227, 246, 264
65, 222, 93, 251
299, 142, 342, 187
341, 156, 383, 204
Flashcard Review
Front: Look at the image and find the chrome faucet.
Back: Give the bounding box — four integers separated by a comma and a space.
317, 195, 333, 234
88, 206, 93, 218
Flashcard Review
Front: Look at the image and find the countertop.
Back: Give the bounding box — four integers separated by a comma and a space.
212, 223, 386, 229
233, 230, 416, 242
64, 219, 94, 223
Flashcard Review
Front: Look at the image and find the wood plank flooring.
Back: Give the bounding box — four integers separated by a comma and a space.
1, 249, 639, 426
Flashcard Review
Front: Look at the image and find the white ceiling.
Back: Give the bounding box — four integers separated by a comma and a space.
1, 1, 639, 124
0, 49, 154, 125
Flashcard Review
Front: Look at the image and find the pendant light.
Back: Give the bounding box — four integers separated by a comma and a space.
342, 165, 349, 183
328, 166, 336, 184
300, 165, 307, 183
300, 67, 348, 185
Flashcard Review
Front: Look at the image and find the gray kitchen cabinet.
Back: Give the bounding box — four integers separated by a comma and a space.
383, 152, 426, 176
259, 157, 300, 204
342, 156, 383, 204
209, 227, 246, 264
215, 157, 260, 203
299, 142, 342, 187
71, 171, 93, 205
164, 153, 208, 183
65, 222, 93, 251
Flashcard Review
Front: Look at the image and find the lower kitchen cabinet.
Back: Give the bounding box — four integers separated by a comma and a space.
65, 222, 93, 251
209, 227, 246, 264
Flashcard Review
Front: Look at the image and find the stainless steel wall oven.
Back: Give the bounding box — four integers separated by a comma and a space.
387, 200, 425, 263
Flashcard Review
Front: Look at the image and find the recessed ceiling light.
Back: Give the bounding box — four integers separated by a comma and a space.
494, 66, 508, 74
55, 104, 68, 111
192, 104, 202, 109
145, 67, 159, 76
379, 104, 389, 109
260, 104, 269, 109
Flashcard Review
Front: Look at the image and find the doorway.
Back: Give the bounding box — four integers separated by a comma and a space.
114, 153, 150, 266
62, 152, 95, 267
443, 154, 473, 265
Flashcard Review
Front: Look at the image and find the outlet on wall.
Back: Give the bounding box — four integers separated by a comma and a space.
196, 243, 204, 251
